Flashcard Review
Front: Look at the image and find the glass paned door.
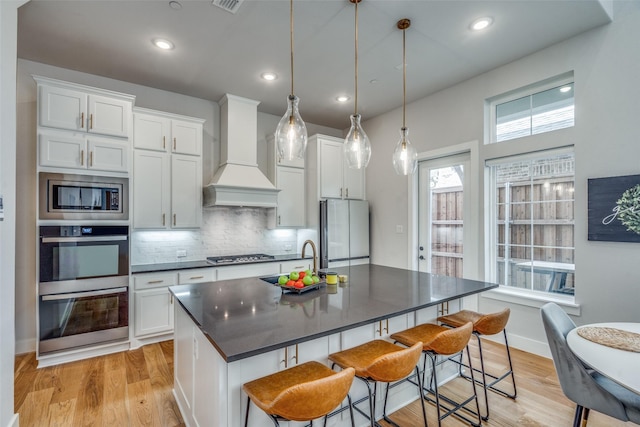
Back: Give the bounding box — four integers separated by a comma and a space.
418, 153, 469, 277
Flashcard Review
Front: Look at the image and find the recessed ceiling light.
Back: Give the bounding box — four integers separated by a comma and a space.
169, 1, 182, 10
560, 85, 573, 93
152, 38, 174, 50
261, 72, 277, 81
369, 79, 379, 84
336, 95, 350, 103
470, 17, 493, 31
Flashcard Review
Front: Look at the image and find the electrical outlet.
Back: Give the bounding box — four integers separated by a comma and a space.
396, 225, 404, 234
176, 250, 187, 258
284, 244, 293, 252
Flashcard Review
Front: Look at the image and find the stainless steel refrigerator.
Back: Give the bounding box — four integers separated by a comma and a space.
319, 199, 370, 269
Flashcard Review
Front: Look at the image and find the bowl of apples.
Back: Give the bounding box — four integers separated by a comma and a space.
276, 269, 324, 293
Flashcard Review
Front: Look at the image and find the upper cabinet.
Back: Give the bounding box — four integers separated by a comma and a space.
307, 134, 365, 200
132, 107, 204, 230
36, 76, 134, 139
133, 108, 203, 156
266, 135, 305, 228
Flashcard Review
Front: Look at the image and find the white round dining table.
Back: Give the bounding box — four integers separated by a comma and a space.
566, 322, 640, 394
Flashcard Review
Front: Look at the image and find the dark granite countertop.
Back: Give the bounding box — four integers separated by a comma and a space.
169, 264, 499, 363
131, 253, 308, 274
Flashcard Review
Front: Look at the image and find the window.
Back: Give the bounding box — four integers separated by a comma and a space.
486, 149, 575, 296
488, 75, 574, 143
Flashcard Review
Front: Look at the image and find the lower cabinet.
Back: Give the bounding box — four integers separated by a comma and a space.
131, 268, 215, 348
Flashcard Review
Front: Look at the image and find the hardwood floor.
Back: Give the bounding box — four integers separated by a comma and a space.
15, 341, 185, 427
15, 340, 628, 426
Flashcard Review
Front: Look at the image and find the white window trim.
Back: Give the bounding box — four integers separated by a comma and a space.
482, 286, 581, 316
484, 146, 577, 305
486, 72, 574, 144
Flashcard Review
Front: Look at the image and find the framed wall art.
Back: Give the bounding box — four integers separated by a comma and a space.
588, 174, 640, 242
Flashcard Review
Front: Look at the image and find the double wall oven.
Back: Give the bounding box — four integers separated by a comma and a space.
38, 225, 129, 354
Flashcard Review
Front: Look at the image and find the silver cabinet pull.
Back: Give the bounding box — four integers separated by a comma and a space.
162, 213, 166, 226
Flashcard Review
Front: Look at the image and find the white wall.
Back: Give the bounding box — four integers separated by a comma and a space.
364, 1, 640, 356
1, 2, 26, 425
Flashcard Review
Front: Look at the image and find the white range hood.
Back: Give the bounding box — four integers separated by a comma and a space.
203, 94, 280, 208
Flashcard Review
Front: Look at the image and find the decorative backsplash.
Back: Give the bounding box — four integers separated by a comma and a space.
131, 207, 298, 265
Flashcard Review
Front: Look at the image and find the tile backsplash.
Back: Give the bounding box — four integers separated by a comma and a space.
131, 207, 299, 265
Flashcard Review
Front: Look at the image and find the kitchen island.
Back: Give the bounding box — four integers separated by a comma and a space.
169, 264, 498, 427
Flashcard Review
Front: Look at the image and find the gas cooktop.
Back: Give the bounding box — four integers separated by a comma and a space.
206, 254, 276, 266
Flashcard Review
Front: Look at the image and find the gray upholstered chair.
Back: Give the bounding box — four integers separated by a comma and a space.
540, 302, 640, 426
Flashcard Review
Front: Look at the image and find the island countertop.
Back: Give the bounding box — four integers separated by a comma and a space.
169, 264, 498, 363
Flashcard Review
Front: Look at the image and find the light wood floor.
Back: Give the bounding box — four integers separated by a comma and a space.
15, 340, 629, 427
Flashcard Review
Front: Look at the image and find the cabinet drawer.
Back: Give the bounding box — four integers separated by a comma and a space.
133, 272, 178, 290
178, 268, 215, 284
280, 259, 312, 274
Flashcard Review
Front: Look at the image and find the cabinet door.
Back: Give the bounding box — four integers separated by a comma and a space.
134, 287, 174, 337
275, 166, 305, 227
319, 140, 344, 199
343, 164, 365, 200
171, 154, 202, 228
171, 120, 202, 156
39, 85, 87, 131
87, 94, 130, 138
134, 112, 170, 152
133, 150, 170, 229
38, 130, 86, 169
174, 305, 194, 414
87, 137, 129, 173
133, 272, 178, 290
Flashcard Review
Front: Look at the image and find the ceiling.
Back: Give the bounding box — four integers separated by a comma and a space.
17, 0, 612, 129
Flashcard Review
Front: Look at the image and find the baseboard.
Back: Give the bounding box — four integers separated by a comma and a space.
6, 413, 19, 427
482, 332, 551, 359
15, 338, 36, 355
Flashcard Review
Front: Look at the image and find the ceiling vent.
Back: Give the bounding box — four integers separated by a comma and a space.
211, 0, 244, 14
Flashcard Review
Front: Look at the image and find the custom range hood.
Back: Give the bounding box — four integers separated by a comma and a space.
203, 94, 280, 208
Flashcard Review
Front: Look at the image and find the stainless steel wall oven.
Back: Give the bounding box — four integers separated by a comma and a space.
38, 225, 129, 354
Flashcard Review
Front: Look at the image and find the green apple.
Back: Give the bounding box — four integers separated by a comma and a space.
289, 271, 300, 281
302, 275, 313, 286
312, 275, 320, 283
278, 275, 289, 285
304, 269, 313, 277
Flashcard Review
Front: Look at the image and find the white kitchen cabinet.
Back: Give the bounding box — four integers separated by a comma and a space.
216, 262, 280, 281
268, 167, 305, 228
171, 155, 202, 228
36, 76, 133, 138
266, 135, 306, 228
178, 268, 216, 285
132, 108, 204, 230
133, 107, 204, 156
133, 150, 170, 229
306, 134, 366, 227
38, 130, 129, 173
132, 150, 202, 229
174, 304, 226, 427
280, 259, 313, 274
132, 271, 178, 339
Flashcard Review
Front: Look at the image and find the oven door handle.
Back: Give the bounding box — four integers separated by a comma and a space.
41, 287, 128, 301
41, 236, 128, 243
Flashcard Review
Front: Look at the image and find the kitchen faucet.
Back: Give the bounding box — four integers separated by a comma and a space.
301, 240, 318, 276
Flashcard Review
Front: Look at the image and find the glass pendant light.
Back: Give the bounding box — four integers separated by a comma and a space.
392, 18, 418, 176
275, 0, 308, 161
344, 0, 371, 170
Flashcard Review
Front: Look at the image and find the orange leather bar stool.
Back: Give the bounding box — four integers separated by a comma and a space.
437, 308, 517, 420
391, 322, 481, 427
242, 361, 356, 426
328, 340, 427, 427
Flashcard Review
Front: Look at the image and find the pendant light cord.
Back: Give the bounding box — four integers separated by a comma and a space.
402, 24, 406, 129
354, 0, 359, 115
290, 0, 295, 97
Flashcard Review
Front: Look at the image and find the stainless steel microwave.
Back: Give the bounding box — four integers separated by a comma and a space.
39, 172, 128, 221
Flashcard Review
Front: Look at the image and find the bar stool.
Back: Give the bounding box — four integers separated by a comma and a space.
242, 361, 356, 426
328, 340, 427, 427
390, 322, 481, 427
437, 308, 517, 420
